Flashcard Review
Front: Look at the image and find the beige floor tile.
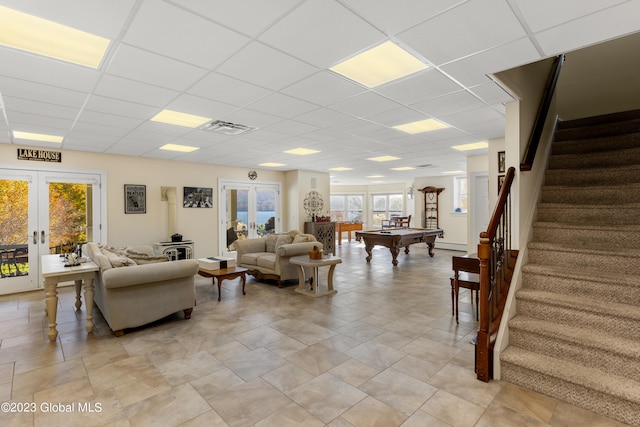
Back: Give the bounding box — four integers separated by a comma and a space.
329, 358, 380, 387
288, 373, 367, 423
392, 354, 443, 382
345, 341, 405, 371
179, 410, 229, 427
341, 396, 407, 427
550, 400, 632, 427
156, 350, 223, 386
254, 402, 325, 427
33, 387, 126, 427
189, 367, 245, 402
261, 363, 314, 393
12, 358, 87, 400
286, 342, 350, 376
264, 336, 308, 357
400, 409, 452, 426
421, 389, 485, 427
360, 368, 437, 416
492, 382, 558, 424
427, 364, 504, 408
234, 325, 287, 350
223, 347, 288, 381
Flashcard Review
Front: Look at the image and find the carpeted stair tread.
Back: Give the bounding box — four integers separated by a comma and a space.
532, 222, 640, 248
557, 109, 640, 130
544, 163, 640, 186
541, 183, 640, 204
548, 147, 640, 170
521, 263, 639, 289
552, 132, 640, 155
515, 289, 640, 323
501, 347, 640, 406
554, 118, 640, 142
536, 203, 640, 225
509, 316, 640, 360
528, 240, 640, 258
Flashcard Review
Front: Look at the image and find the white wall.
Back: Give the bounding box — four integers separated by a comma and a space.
0, 143, 315, 259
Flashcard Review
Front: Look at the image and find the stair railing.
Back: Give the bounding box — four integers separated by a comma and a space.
520, 54, 565, 172
476, 166, 518, 381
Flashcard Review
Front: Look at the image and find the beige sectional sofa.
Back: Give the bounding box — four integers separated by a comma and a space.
235, 230, 322, 287
83, 242, 199, 336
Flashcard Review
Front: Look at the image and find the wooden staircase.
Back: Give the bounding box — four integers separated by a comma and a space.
500, 109, 640, 427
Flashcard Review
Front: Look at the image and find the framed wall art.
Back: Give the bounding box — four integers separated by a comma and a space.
498, 175, 505, 193
183, 187, 213, 208
498, 151, 506, 173
124, 184, 146, 214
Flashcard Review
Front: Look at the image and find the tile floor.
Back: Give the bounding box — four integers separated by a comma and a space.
0, 241, 630, 426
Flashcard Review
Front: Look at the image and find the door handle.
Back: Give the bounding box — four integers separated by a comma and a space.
41, 230, 45, 244
33, 231, 37, 245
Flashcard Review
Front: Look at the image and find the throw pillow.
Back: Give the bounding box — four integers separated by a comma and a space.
125, 249, 169, 264
275, 234, 294, 250
293, 234, 313, 243
100, 247, 136, 267
265, 234, 278, 252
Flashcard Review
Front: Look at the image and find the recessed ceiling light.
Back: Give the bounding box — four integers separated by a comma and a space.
328, 167, 352, 171
443, 170, 465, 174
393, 118, 449, 134
13, 131, 63, 143
0, 6, 110, 69
259, 162, 286, 167
390, 166, 415, 171
367, 156, 400, 162
284, 148, 321, 155
452, 141, 489, 151
151, 110, 211, 128
330, 40, 428, 88
159, 144, 199, 153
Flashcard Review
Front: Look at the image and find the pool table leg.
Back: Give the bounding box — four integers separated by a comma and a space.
427, 242, 435, 257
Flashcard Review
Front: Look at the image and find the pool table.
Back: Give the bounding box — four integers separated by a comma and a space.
355, 228, 444, 266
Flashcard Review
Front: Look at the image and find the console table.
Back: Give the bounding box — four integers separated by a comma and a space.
304, 222, 336, 255
41, 254, 99, 341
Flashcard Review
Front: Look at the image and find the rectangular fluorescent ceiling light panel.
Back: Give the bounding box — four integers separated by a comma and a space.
330, 40, 428, 88
284, 148, 320, 155
443, 170, 465, 174
159, 144, 199, 153
0, 6, 110, 69
259, 162, 286, 167
367, 175, 384, 178
367, 156, 400, 162
452, 141, 489, 151
151, 110, 211, 128
393, 118, 449, 134
13, 131, 63, 143
390, 167, 415, 171
328, 167, 352, 171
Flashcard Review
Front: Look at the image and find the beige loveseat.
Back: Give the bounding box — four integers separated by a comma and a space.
83, 243, 199, 336
235, 230, 322, 287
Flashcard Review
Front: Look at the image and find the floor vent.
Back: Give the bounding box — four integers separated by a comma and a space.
200, 120, 256, 135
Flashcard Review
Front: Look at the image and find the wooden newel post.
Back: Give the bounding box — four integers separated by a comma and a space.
476, 231, 491, 382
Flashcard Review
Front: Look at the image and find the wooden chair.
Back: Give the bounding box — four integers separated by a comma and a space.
382, 215, 411, 229
450, 253, 480, 323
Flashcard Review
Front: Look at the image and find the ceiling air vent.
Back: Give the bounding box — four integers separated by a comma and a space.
200, 120, 256, 135
416, 164, 434, 168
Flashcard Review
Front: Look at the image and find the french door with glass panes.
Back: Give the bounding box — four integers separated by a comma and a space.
0, 168, 104, 294
219, 180, 281, 255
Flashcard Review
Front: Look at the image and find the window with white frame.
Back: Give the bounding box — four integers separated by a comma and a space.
330, 194, 364, 223
371, 193, 403, 227
453, 175, 468, 213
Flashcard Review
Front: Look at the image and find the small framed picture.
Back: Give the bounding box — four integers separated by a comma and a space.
498, 175, 505, 192
183, 187, 213, 208
124, 184, 146, 214
498, 151, 506, 173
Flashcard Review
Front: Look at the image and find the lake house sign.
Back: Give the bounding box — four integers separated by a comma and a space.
17, 148, 62, 163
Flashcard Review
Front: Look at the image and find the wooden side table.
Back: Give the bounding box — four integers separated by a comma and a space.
198, 266, 247, 301
290, 255, 342, 298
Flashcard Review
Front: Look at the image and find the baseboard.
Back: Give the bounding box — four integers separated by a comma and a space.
436, 242, 467, 252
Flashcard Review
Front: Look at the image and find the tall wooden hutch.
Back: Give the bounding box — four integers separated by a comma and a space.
419, 186, 444, 229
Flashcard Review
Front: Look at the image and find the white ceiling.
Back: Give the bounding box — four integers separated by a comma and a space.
1, 0, 639, 185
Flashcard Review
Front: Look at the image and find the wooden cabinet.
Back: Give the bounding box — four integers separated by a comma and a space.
419, 187, 444, 229
304, 222, 336, 255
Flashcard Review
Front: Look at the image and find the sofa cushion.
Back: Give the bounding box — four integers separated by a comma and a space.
275, 233, 294, 250
241, 252, 271, 266
100, 247, 136, 267
256, 253, 276, 270
293, 234, 315, 243
125, 250, 169, 265
265, 234, 278, 252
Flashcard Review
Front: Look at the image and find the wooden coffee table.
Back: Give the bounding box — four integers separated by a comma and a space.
198, 266, 247, 301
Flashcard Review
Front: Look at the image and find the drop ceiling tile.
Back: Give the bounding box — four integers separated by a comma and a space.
470, 82, 516, 106
511, 0, 628, 33
63, 141, 113, 153
0, 0, 136, 38
93, 74, 179, 107
135, 121, 195, 138
125, 129, 177, 144
247, 93, 319, 119
294, 108, 353, 127
123, 0, 250, 69
71, 122, 131, 138
299, 129, 345, 143
366, 107, 429, 128
263, 120, 320, 136
534, 2, 640, 56
281, 71, 366, 107
330, 92, 403, 118
439, 106, 504, 131
6, 111, 73, 133
258, 0, 385, 67
84, 96, 158, 120
216, 42, 318, 91
166, 94, 238, 120
0, 76, 88, 108
0, 48, 100, 92
220, 108, 284, 129
106, 44, 208, 91
397, 0, 526, 65
328, 119, 387, 136
174, 0, 302, 37
440, 38, 541, 87
188, 72, 272, 107
76, 110, 144, 130
411, 90, 484, 117
375, 69, 462, 105
3, 97, 79, 120
239, 129, 291, 143
342, 0, 463, 35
